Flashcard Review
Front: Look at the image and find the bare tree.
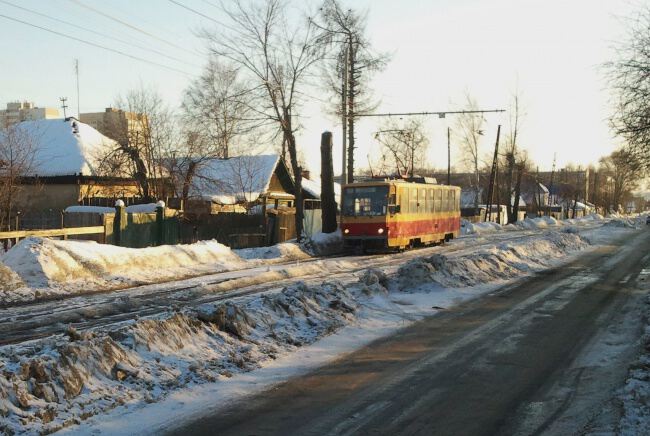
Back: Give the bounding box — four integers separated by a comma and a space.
99, 86, 176, 201
599, 149, 645, 212
314, 0, 388, 182
182, 58, 255, 159
608, 6, 650, 170
201, 0, 325, 241
502, 90, 526, 222
0, 125, 38, 229
374, 118, 429, 177
455, 93, 485, 207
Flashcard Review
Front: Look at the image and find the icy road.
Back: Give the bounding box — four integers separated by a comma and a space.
169, 228, 650, 436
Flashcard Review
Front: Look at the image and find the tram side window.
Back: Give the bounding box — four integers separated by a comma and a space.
427, 189, 434, 212
409, 188, 418, 214
399, 188, 408, 214
455, 191, 460, 211
434, 189, 442, 212
419, 189, 426, 213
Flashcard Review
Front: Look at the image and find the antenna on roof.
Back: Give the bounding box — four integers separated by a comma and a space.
74, 59, 80, 118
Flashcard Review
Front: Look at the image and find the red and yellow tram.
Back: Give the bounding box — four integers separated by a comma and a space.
341, 179, 461, 251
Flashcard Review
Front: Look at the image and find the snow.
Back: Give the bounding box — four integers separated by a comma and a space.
0, 224, 599, 434
64, 204, 163, 214
64, 205, 114, 214
189, 154, 281, 204
4, 118, 118, 177
0, 237, 308, 303
0, 213, 642, 434
301, 177, 342, 205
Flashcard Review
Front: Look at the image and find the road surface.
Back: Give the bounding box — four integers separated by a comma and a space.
169, 228, 650, 436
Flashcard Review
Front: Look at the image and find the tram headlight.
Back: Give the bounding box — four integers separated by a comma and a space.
377, 227, 384, 234
344, 228, 350, 234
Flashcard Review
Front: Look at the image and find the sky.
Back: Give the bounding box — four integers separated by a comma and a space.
0, 0, 642, 177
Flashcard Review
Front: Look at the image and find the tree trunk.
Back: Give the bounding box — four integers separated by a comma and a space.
512, 165, 523, 223
346, 36, 355, 184
505, 153, 515, 223
286, 132, 304, 242
181, 160, 198, 205
320, 131, 338, 233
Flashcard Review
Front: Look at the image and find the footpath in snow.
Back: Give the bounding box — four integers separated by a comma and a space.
0, 214, 629, 435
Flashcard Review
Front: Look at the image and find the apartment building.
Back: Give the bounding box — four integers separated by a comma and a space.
0, 101, 60, 127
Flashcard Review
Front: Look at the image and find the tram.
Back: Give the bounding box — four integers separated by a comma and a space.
341, 178, 461, 251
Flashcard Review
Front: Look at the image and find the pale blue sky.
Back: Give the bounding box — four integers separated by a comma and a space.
0, 0, 640, 175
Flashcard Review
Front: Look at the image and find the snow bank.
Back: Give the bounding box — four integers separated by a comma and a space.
2, 238, 242, 290
0, 278, 370, 435
619, 296, 650, 435
301, 229, 343, 256
397, 231, 588, 290
0, 237, 312, 303
461, 220, 504, 235
0, 261, 23, 294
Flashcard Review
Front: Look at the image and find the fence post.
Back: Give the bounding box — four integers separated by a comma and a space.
156, 200, 165, 246
114, 199, 126, 246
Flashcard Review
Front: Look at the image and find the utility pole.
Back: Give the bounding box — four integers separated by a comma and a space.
341, 45, 348, 186
59, 97, 68, 119
447, 127, 451, 185
74, 59, 80, 118
484, 124, 501, 222
546, 153, 556, 217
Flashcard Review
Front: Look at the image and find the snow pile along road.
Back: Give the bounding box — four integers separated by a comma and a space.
0, 279, 366, 435
397, 231, 589, 290
0, 237, 309, 303
0, 261, 23, 294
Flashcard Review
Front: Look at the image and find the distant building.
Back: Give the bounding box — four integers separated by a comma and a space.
79, 107, 147, 144
0, 101, 60, 128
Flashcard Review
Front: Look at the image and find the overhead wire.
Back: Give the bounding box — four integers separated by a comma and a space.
67, 0, 194, 54
0, 13, 192, 76
0, 0, 200, 68
167, 0, 239, 34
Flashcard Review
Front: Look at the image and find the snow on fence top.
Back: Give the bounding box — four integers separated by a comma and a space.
64, 203, 161, 214
4, 118, 118, 177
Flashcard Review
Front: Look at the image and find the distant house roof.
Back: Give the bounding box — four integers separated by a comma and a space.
460, 187, 483, 208
3, 118, 117, 177
302, 177, 342, 205
188, 154, 294, 205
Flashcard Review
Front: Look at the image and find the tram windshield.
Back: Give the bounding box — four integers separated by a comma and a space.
343, 186, 389, 216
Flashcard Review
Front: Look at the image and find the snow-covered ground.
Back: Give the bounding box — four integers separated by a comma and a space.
0, 214, 644, 435
0, 238, 309, 304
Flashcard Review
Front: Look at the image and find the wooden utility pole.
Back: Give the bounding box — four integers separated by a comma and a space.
484, 124, 501, 222
447, 127, 451, 185
59, 97, 68, 119
341, 45, 348, 186
546, 154, 556, 217
321, 131, 338, 233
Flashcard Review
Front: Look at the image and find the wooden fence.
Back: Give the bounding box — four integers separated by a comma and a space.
1, 208, 299, 251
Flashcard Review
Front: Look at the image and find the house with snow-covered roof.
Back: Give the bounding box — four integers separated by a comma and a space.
2, 118, 140, 213
183, 154, 297, 214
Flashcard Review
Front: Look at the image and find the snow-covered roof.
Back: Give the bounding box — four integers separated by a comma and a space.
538, 183, 549, 194
460, 187, 482, 208
4, 118, 117, 177
302, 177, 342, 204
189, 154, 283, 205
